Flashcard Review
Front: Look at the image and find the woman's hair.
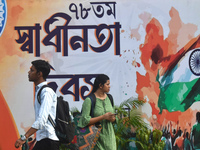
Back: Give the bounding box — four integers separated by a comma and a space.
92, 74, 109, 93
31, 59, 50, 80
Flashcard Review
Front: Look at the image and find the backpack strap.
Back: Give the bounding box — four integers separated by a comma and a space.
88, 93, 96, 118
37, 84, 50, 105
88, 93, 114, 118
37, 84, 56, 128
107, 93, 114, 107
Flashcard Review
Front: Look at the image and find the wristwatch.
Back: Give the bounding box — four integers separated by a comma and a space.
20, 135, 27, 141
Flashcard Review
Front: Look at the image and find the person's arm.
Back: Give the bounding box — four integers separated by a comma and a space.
170, 141, 173, 149
88, 95, 116, 125
24, 127, 38, 139
15, 88, 54, 148
173, 138, 177, 147
190, 127, 194, 149
15, 127, 38, 148
169, 121, 175, 138
78, 97, 116, 127
32, 89, 54, 129
176, 121, 179, 134
88, 112, 116, 126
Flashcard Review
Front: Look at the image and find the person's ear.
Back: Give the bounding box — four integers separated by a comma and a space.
37, 71, 43, 78
99, 83, 103, 89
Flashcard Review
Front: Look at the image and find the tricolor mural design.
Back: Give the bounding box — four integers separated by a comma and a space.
1, 0, 200, 149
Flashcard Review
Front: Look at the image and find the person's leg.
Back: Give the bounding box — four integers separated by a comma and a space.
32, 138, 59, 150
32, 139, 46, 150
48, 139, 59, 150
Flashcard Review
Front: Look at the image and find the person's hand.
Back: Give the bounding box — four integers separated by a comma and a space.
110, 115, 116, 122
110, 113, 116, 122
104, 112, 116, 122
15, 138, 26, 149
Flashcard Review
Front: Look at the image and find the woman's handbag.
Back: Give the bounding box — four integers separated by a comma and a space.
66, 113, 102, 150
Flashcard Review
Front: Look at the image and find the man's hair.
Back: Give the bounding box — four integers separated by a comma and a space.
92, 74, 109, 93
31, 59, 50, 80
177, 129, 182, 136
186, 132, 189, 139
196, 112, 200, 123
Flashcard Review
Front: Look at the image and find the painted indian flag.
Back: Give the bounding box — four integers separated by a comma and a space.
157, 46, 200, 113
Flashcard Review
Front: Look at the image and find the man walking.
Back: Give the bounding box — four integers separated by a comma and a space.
15, 60, 59, 150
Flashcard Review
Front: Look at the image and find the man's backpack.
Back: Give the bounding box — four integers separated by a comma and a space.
37, 85, 75, 144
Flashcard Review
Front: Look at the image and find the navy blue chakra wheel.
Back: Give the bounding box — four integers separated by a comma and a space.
189, 49, 200, 76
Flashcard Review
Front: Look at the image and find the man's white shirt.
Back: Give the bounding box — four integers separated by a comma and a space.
32, 81, 59, 141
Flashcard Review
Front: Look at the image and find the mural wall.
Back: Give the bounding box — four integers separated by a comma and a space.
0, 0, 200, 149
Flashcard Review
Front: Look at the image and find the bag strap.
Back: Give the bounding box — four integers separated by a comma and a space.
107, 93, 114, 107
88, 93, 114, 118
37, 85, 56, 128
37, 85, 50, 105
88, 93, 96, 118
